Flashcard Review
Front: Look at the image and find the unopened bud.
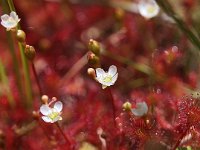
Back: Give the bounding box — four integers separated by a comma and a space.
122, 102, 132, 111
16, 30, 26, 42
25, 45, 36, 61
41, 95, 49, 104
32, 111, 40, 120
87, 52, 100, 67
52, 97, 57, 101
114, 8, 125, 21
88, 39, 100, 56
87, 68, 96, 79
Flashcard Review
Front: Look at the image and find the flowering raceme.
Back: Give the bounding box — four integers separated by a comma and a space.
95, 65, 118, 89
1, 11, 20, 30
40, 101, 63, 123
138, 0, 160, 19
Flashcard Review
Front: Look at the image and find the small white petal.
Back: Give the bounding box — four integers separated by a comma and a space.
42, 116, 52, 123
54, 101, 63, 112
138, 0, 159, 19
10, 11, 18, 20
131, 102, 148, 117
1, 14, 9, 21
112, 73, 118, 84
40, 105, 52, 115
108, 65, 117, 76
96, 68, 105, 78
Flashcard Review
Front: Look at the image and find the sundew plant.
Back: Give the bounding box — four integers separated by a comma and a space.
1, 0, 200, 149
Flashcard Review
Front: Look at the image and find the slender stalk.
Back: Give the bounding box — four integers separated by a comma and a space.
19, 43, 33, 107
0, 59, 15, 108
38, 122, 51, 141
1, 0, 24, 101
172, 127, 189, 150
31, 63, 43, 96
55, 122, 71, 146
6, 0, 33, 107
155, 0, 200, 50
6, 32, 24, 100
103, 50, 153, 75
106, 88, 117, 127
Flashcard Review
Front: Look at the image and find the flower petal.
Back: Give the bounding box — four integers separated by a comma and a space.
108, 65, 117, 76
10, 11, 18, 20
1, 14, 9, 21
96, 68, 105, 78
42, 116, 52, 123
131, 102, 148, 117
40, 105, 52, 115
54, 101, 63, 112
138, 0, 159, 19
112, 73, 118, 84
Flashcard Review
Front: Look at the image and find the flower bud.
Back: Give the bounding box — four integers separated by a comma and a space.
88, 39, 100, 56
114, 8, 125, 21
122, 102, 132, 111
25, 45, 36, 61
51, 97, 57, 101
32, 111, 40, 120
16, 29, 26, 42
87, 52, 100, 67
41, 95, 49, 104
87, 68, 96, 79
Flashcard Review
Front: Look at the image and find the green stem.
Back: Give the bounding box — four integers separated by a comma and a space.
1, 0, 24, 101
0, 59, 15, 108
6, 32, 24, 100
19, 43, 33, 107
103, 50, 153, 75
155, 0, 200, 50
6, 0, 33, 107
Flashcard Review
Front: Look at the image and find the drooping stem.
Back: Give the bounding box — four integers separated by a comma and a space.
31, 63, 43, 96
106, 88, 117, 127
0, 59, 15, 108
55, 122, 71, 146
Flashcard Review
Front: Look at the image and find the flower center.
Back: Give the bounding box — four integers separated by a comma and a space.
48, 111, 59, 120
147, 6, 156, 13
103, 75, 112, 83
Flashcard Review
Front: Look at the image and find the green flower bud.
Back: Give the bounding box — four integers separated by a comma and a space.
16, 29, 26, 42
88, 39, 100, 56
122, 102, 132, 111
25, 45, 36, 61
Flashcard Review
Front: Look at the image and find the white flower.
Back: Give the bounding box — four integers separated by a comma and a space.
95, 65, 118, 89
131, 102, 148, 117
40, 101, 63, 123
1, 11, 20, 30
138, 0, 160, 19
